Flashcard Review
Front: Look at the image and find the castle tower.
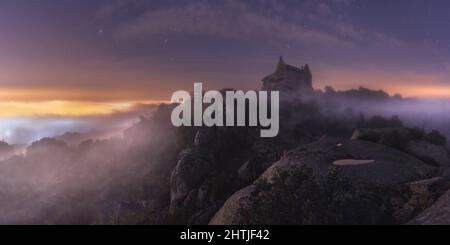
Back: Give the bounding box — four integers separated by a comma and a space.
262, 57, 313, 93
275, 56, 287, 76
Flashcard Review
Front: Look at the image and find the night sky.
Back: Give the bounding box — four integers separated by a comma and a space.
2, 0, 450, 143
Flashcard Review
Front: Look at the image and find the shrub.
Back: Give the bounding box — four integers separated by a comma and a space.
424, 130, 447, 146
251, 166, 384, 225
364, 115, 404, 129
379, 130, 409, 150
409, 127, 425, 141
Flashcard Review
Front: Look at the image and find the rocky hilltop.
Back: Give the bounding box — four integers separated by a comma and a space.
210, 137, 443, 225
165, 58, 450, 225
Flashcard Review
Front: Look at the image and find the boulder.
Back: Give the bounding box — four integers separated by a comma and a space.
352, 128, 450, 169
169, 149, 213, 218
238, 141, 284, 183
194, 128, 217, 150
410, 189, 450, 225
405, 141, 450, 169
351, 128, 412, 150
210, 137, 438, 225
209, 186, 257, 225
397, 177, 450, 221
170, 125, 258, 224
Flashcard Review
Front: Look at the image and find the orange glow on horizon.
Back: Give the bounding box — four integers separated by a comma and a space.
0, 100, 167, 118
387, 85, 450, 99
3, 78, 450, 118
0, 86, 170, 117
315, 68, 450, 99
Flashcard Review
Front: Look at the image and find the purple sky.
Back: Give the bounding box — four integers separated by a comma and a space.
1, 0, 450, 100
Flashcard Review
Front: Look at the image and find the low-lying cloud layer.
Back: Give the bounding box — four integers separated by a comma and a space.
0, 102, 158, 144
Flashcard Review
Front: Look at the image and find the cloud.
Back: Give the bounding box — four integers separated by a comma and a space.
95, 0, 149, 20
113, 1, 351, 47
304, 1, 404, 47
0, 102, 159, 144
109, 0, 409, 53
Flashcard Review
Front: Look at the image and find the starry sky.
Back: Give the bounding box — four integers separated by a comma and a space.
2, 0, 450, 143
3, 0, 450, 101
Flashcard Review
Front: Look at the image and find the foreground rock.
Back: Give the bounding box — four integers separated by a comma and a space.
352, 128, 450, 169
169, 149, 214, 219
410, 189, 450, 225
238, 141, 285, 184
405, 141, 450, 169
169, 126, 262, 224
210, 137, 440, 225
351, 128, 412, 150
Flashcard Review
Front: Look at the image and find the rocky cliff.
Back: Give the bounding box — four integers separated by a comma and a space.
210, 137, 445, 225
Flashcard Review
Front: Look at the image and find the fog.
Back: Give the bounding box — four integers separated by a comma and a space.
0, 104, 158, 145
1, 89, 450, 224
318, 88, 450, 137
0, 104, 176, 224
